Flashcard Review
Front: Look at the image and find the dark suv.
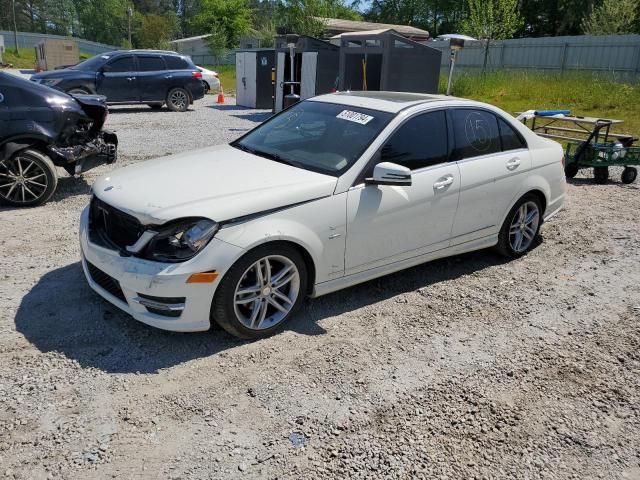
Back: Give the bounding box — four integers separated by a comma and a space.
30, 50, 205, 112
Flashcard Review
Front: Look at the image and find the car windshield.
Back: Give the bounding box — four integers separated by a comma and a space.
70, 54, 112, 71
231, 101, 393, 176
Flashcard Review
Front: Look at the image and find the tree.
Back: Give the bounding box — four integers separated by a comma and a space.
191, 0, 252, 48
134, 12, 177, 48
276, 0, 361, 37
74, 0, 131, 46
582, 0, 638, 35
461, 0, 522, 70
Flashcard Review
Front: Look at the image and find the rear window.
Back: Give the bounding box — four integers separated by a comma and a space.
451, 109, 501, 160
164, 56, 190, 70
138, 56, 165, 71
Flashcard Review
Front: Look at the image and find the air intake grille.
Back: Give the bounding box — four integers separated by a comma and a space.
89, 196, 144, 250
86, 261, 127, 303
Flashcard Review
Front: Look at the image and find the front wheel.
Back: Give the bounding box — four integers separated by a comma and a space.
212, 244, 308, 339
564, 162, 579, 179
166, 87, 189, 112
621, 167, 637, 184
0, 149, 58, 207
495, 195, 542, 258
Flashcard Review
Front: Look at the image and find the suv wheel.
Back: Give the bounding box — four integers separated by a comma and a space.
166, 88, 189, 112
0, 149, 58, 207
495, 194, 542, 258
67, 87, 90, 95
212, 244, 308, 339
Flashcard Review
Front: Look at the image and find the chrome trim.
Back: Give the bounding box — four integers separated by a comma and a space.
125, 230, 158, 253
132, 297, 185, 312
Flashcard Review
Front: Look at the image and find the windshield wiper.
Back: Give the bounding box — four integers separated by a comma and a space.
232, 143, 300, 168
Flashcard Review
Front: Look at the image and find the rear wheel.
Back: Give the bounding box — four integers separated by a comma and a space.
202, 81, 210, 93
621, 167, 637, 184
212, 244, 308, 339
0, 149, 57, 207
495, 194, 542, 258
66, 87, 90, 95
166, 88, 189, 112
564, 162, 579, 179
593, 166, 609, 184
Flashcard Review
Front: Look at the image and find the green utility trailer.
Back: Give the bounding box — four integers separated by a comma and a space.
521, 113, 638, 184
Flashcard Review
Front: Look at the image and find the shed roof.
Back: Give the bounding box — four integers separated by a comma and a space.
317, 17, 429, 39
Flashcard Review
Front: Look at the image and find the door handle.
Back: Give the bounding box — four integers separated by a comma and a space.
506, 157, 521, 169
165, 75, 172, 79
126, 77, 136, 81
433, 175, 454, 190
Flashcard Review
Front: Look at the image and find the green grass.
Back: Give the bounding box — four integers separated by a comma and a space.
202, 64, 236, 95
442, 71, 640, 138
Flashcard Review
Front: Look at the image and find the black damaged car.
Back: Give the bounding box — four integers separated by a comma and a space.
0, 72, 117, 207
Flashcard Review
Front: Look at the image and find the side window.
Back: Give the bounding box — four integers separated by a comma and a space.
451, 109, 501, 160
137, 56, 165, 72
106, 56, 135, 73
163, 56, 190, 70
498, 118, 526, 151
380, 110, 448, 171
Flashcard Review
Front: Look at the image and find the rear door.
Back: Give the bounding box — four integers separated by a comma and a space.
136, 55, 168, 102
96, 55, 138, 102
450, 108, 531, 245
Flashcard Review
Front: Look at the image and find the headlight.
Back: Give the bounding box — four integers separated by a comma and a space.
144, 218, 219, 262
41, 78, 63, 86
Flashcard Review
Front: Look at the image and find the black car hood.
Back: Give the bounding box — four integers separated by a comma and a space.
31, 68, 94, 80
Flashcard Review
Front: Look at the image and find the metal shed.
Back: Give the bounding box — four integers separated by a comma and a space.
235, 48, 276, 109
338, 30, 441, 94
274, 35, 340, 113
34, 38, 79, 71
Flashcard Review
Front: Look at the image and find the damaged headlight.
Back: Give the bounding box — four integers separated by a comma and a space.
145, 218, 219, 262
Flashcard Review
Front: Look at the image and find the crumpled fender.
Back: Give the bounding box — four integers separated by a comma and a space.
0, 141, 37, 162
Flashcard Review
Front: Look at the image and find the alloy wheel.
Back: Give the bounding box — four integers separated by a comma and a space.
0, 155, 49, 204
233, 255, 301, 331
508, 200, 539, 253
169, 90, 188, 110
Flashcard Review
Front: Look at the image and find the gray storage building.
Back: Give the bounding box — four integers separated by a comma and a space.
274, 34, 340, 113
338, 29, 442, 94
235, 48, 276, 109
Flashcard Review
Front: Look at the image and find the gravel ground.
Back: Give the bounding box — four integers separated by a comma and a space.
1, 95, 639, 480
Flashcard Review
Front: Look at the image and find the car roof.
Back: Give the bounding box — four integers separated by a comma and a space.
311, 91, 463, 113
109, 49, 184, 56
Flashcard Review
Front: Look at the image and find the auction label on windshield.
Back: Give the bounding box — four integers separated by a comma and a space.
336, 110, 374, 125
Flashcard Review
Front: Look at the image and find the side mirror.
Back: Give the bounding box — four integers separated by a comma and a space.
365, 162, 412, 187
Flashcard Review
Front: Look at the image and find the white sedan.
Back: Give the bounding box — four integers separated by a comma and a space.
196, 66, 220, 93
79, 92, 566, 339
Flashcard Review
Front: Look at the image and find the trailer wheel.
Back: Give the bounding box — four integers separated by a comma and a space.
0, 149, 58, 207
593, 166, 608, 184
621, 167, 637, 184
564, 163, 579, 179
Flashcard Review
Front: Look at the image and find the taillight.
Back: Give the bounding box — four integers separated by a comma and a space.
192, 71, 202, 79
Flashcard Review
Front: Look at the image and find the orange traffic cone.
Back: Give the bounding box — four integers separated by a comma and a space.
217, 84, 225, 104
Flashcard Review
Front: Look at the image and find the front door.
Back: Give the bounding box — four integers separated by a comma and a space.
449, 108, 532, 244
345, 110, 460, 274
96, 55, 138, 103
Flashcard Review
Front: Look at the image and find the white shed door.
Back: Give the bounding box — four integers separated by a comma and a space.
244, 52, 257, 108
275, 52, 285, 112
300, 52, 318, 100
235, 52, 246, 106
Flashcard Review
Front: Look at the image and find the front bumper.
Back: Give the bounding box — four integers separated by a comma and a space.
79, 206, 243, 332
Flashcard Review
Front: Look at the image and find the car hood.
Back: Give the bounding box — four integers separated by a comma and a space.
92, 144, 338, 225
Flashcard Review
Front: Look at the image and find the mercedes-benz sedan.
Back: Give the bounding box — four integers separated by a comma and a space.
79, 92, 566, 339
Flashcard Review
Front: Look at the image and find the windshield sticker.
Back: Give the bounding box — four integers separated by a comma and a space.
336, 110, 374, 125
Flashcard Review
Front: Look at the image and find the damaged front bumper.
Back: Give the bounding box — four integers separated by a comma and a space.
49, 130, 118, 175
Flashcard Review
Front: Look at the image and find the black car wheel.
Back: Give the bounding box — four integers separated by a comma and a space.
0, 149, 58, 207
495, 194, 542, 259
211, 244, 308, 340
166, 88, 190, 112
66, 87, 90, 95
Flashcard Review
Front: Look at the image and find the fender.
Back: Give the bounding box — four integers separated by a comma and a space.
0, 138, 47, 161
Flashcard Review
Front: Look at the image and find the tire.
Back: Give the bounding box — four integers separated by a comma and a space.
593, 166, 608, 184
211, 244, 308, 340
202, 81, 210, 93
495, 194, 542, 259
66, 87, 90, 95
166, 87, 190, 112
621, 167, 637, 184
0, 149, 58, 207
147, 103, 163, 110
564, 162, 579, 179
